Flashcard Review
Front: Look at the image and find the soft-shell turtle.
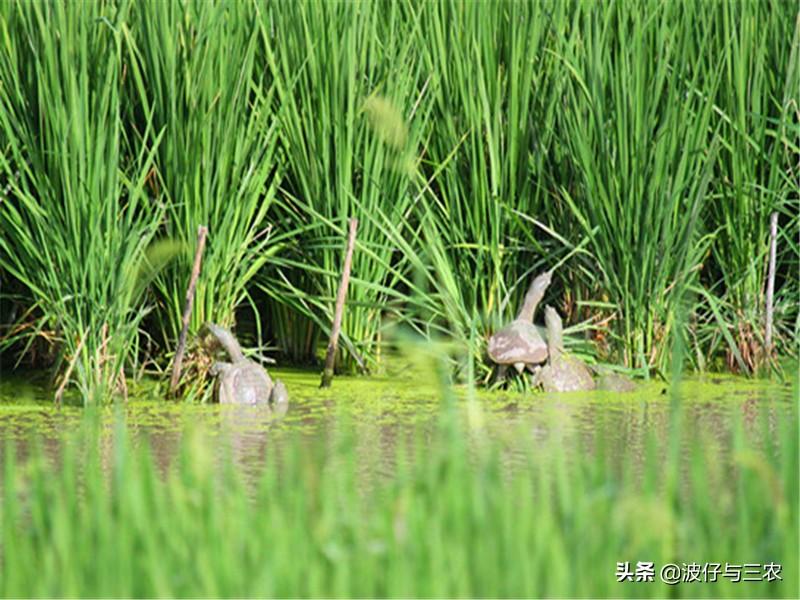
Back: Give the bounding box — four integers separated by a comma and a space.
205, 323, 289, 409
488, 271, 552, 374
533, 306, 595, 392
594, 369, 637, 392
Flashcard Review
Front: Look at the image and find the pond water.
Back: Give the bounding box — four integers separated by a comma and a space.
0, 367, 795, 484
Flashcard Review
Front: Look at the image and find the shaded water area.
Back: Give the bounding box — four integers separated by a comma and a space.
0, 368, 796, 485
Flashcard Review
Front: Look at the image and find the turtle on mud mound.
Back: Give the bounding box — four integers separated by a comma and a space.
487, 270, 552, 378
204, 323, 289, 408
532, 306, 595, 392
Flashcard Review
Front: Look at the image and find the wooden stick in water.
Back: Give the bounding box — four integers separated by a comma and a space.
321, 218, 358, 388
765, 211, 778, 357
170, 225, 208, 395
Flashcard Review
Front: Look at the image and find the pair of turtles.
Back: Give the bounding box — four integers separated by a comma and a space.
487, 271, 634, 392
204, 323, 289, 409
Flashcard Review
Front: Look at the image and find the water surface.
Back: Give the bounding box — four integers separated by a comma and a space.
0, 369, 794, 484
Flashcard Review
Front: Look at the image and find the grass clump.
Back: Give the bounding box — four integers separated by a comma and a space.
555, 1, 720, 372
391, 0, 569, 381
125, 0, 281, 346
0, 0, 162, 401
697, 1, 799, 373
257, 0, 426, 371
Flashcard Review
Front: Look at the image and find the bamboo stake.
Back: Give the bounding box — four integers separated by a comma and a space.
765, 211, 778, 356
321, 218, 358, 388
170, 225, 208, 394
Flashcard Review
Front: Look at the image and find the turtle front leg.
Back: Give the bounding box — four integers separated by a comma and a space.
494, 364, 508, 384
269, 379, 289, 416
530, 365, 543, 388
210, 362, 235, 404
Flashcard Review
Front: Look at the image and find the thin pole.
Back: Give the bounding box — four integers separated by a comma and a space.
321, 218, 358, 388
765, 211, 778, 356
170, 225, 208, 394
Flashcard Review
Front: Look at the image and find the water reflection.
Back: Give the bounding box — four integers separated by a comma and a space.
0, 372, 794, 486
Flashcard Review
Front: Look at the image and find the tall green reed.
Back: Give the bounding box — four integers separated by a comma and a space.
257, 0, 428, 371
555, 1, 720, 372
124, 0, 281, 348
0, 0, 162, 401
696, 1, 799, 372
400, 1, 574, 380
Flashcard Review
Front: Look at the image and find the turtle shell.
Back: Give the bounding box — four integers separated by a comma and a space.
538, 355, 595, 392
217, 362, 273, 405
595, 371, 636, 392
487, 320, 548, 366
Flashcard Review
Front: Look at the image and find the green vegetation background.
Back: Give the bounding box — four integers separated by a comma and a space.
0, 0, 797, 401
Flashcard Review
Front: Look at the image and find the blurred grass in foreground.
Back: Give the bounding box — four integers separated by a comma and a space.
1, 396, 795, 598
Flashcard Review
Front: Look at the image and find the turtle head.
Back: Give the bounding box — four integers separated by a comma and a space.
201, 322, 245, 362
531, 270, 553, 295
544, 305, 563, 357
517, 270, 553, 322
